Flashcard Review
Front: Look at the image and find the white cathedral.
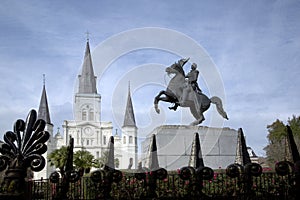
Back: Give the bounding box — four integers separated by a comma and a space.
35, 40, 138, 179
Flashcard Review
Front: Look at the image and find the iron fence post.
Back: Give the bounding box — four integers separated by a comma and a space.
49, 137, 80, 200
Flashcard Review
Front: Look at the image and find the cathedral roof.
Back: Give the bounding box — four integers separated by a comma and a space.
38, 78, 51, 124
78, 40, 97, 94
123, 83, 136, 127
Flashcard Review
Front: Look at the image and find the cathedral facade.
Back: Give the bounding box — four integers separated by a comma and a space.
34, 40, 138, 179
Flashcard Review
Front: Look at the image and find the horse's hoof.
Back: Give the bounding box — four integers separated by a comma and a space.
190, 117, 205, 126
168, 106, 177, 111
189, 121, 199, 126
154, 104, 160, 114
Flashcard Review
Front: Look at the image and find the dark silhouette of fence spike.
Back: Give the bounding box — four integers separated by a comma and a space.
235, 128, 251, 166
105, 136, 115, 169
286, 125, 300, 163
285, 125, 300, 197
65, 136, 74, 172
188, 132, 204, 168
146, 134, 159, 171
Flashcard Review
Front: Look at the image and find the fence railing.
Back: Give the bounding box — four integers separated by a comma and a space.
27, 171, 297, 200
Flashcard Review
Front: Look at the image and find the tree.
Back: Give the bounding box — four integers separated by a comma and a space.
48, 147, 120, 175
92, 151, 108, 169
264, 115, 300, 166
73, 150, 95, 172
288, 115, 300, 137
48, 147, 96, 174
48, 146, 68, 175
92, 151, 120, 169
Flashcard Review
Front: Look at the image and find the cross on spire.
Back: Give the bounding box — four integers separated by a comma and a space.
43, 74, 46, 86
128, 81, 131, 92
86, 31, 90, 42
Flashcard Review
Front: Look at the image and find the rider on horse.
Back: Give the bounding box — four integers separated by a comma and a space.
154, 58, 228, 125
177, 63, 202, 107
186, 63, 202, 93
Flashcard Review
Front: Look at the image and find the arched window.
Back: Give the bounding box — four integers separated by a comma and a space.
89, 110, 94, 121
82, 109, 87, 121
103, 136, 107, 145
123, 136, 126, 144
129, 136, 133, 144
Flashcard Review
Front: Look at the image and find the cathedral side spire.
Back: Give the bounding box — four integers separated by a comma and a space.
38, 74, 51, 124
123, 82, 136, 127
78, 39, 97, 94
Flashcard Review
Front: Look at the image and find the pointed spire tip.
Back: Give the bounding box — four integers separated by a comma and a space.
43, 74, 46, 86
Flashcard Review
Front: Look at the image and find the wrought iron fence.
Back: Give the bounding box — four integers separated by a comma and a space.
27, 171, 297, 200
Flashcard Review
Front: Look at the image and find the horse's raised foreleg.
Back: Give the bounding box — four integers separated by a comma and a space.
154, 90, 168, 114
154, 90, 178, 114
154, 91, 165, 105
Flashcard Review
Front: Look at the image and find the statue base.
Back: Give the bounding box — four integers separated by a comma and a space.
141, 125, 238, 170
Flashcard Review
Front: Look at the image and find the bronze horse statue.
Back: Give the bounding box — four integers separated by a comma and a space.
154, 58, 228, 125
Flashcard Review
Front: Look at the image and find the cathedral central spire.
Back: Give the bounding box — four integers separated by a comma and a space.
78, 40, 97, 94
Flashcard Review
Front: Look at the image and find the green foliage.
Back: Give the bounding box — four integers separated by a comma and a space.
92, 151, 107, 169
73, 150, 94, 170
266, 119, 286, 143
288, 115, 300, 137
92, 151, 119, 169
48, 146, 68, 174
48, 147, 120, 175
48, 147, 96, 174
264, 115, 300, 166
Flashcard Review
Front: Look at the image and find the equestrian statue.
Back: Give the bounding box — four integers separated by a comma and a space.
154, 58, 228, 125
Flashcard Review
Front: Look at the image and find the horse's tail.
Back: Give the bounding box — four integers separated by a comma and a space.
210, 96, 229, 120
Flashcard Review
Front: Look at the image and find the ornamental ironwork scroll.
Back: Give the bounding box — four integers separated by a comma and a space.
0, 109, 49, 196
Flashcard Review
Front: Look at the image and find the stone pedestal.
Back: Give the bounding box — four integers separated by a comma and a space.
141, 125, 238, 170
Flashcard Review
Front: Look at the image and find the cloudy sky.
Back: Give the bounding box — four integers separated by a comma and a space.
0, 0, 299, 156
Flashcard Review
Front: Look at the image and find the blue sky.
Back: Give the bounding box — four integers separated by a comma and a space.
0, 0, 300, 156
